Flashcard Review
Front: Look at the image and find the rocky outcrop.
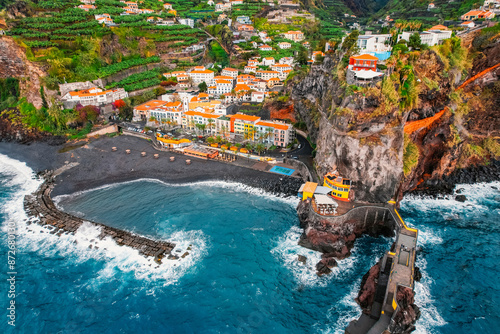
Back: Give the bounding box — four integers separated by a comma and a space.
389, 287, 421, 334
0, 37, 47, 108
356, 261, 381, 312
297, 199, 395, 275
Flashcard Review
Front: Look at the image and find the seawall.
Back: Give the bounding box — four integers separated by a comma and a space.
23, 172, 175, 263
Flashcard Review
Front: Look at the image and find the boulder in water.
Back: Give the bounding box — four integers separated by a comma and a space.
455, 195, 467, 202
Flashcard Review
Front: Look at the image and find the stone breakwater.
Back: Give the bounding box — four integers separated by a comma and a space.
23, 175, 175, 263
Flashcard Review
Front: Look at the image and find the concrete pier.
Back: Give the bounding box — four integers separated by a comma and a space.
23, 173, 175, 263
345, 203, 418, 334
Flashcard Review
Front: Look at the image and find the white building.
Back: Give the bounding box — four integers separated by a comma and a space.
398, 30, 452, 46
279, 57, 294, 65
221, 68, 239, 78
189, 67, 215, 85
244, 66, 257, 74
262, 57, 275, 66
278, 42, 291, 49
208, 79, 232, 96
62, 88, 127, 106
283, 31, 304, 42
259, 45, 272, 51
256, 70, 279, 81
251, 91, 265, 103
356, 34, 392, 52
177, 18, 194, 28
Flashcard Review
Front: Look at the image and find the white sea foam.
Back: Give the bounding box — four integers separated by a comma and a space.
330, 279, 363, 334
0, 154, 207, 284
401, 181, 500, 215
413, 258, 447, 334
271, 225, 357, 288
53, 178, 300, 208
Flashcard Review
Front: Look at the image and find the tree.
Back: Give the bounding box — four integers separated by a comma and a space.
207, 118, 215, 133
119, 105, 133, 121
113, 99, 126, 109
153, 87, 167, 96
408, 32, 422, 50
78, 105, 100, 123
296, 46, 309, 65
256, 143, 265, 155
195, 123, 206, 134
198, 81, 208, 92
207, 137, 215, 144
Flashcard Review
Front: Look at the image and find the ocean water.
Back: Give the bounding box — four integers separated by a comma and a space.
0, 153, 499, 334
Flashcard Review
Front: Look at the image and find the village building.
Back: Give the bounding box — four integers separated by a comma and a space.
62, 87, 127, 108
259, 44, 272, 51
221, 68, 239, 78
189, 67, 215, 85
183, 110, 221, 134
148, 101, 183, 126
278, 42, 292, 49
133, 100, 168, 121
461, 21, 475, 28
398, 29, 452, 46
77, 4, 96, 11
283, 30, 305, 42
356, 34, 392, 52
461, 9, 495, 20
208, 79, 233, 96
238, 24, 254, 32
349, 54, 378, 71
256, 70, 280, 81
262, 57, 275, 66
244, 66, 257, 74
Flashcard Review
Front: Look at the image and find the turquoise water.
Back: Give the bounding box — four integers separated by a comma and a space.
270, 166, 295, 176
0, 153, 499, 333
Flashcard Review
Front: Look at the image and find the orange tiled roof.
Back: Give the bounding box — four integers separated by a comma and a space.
255, 121, 288, 130
230, 114, 260, 121
184, 110, 221, 118
135, 100, 168, 111
351, 54, 378, 60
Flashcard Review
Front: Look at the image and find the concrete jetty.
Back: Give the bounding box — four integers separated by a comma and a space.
345, 202, 418, 334
23, 168, 175, 263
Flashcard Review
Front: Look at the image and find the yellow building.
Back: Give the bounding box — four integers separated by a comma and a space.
323, 172, 351, 202
300, 182, 318, 201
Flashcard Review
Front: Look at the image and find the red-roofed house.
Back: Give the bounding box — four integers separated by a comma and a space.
349, 54, 378, 71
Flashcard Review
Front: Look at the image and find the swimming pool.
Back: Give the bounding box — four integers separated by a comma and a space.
270, 166, 295, 176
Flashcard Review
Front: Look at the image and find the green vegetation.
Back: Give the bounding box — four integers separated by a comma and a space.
403, 133, 419, 176
0, 78, 20, 110
107, 69, 163, 92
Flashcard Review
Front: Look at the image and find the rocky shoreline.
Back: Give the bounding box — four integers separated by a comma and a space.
24, 170, 176, 262
409, 159, 500, 199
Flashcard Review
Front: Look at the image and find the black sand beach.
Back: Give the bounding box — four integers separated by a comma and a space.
0, 135, 303, 197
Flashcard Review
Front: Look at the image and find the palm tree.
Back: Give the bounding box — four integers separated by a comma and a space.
207, 118, 215, 134
189, 119, 196, 131
256, 143, 265, 155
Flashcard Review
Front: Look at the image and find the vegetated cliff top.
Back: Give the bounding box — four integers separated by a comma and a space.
287, 28, 499, 200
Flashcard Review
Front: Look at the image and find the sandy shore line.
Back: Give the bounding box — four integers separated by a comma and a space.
0, 135, 303, 197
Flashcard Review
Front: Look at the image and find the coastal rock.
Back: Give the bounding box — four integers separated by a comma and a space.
455, 195, 467, 202
356, 261, 380, 313
389, 287, 421, 334
414, 266, 422, 282
315, 260, 332, 276
297, 255, 307, 264
296, 199, 394, 260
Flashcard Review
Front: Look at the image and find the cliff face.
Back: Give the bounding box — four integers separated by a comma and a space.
291, 57, 404, 203
0, 37, 46, 108
291, 34, 500, 201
